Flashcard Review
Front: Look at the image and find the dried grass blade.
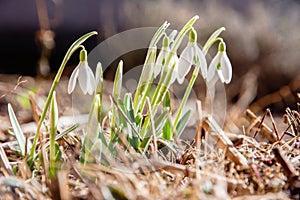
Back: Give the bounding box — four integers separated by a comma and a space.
206, 116, 249, 169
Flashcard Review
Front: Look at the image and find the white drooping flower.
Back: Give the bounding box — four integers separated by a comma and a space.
177, 28, 207, 84
155, 35, 179, 84
207, 41, 232, 84
68, 49, 96, 95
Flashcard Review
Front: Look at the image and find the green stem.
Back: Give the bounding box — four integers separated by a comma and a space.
202, 27, 225, 54
28, 31, 97, 165
174, 66, 199, 128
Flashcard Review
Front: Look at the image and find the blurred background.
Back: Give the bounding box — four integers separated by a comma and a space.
0, 0, 299, 113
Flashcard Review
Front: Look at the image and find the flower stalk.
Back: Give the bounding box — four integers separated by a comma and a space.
28, 31, 98, 166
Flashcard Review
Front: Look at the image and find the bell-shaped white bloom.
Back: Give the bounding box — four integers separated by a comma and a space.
207, 41, 232, 84
155, 36, 178, 84
177, 28, 207, 84
68, 49, 96, 95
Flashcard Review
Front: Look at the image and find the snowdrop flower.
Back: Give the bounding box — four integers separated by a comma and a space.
155, 35, 179, 84
207, 41, 232, 84
177, 28, 207, 84
68, 48, 96, 95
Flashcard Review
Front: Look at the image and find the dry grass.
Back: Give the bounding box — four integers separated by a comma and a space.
0, 74, 299, 199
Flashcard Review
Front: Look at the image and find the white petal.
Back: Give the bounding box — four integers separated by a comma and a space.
220, 52, 232, 84
170, 55, 179, 84
207, 52, 221, 83
86, 65, 96, 95
154, 49, 166, 78
78, 61, 95, 95
196, 45, 207, 79
177, 43, 193, 82
177, 58, 191, 84
217, 69, 225, 83
67, 65, 80, 94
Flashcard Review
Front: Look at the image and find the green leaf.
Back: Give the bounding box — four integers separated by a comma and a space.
123, 94, 139, 149
113, 60, 123, 100
95, 63, 104, 122
157, 138, 178, 154
139, 112, 168, 149
154, 112, 168, 134
54, 142, 62, 161
45, 124, 79, 148
162, 91, 172, 140
175, 109, 192, 138
124, 93, 135, 123
89, 138, 103, 163
98, 127, 108, 147
133, 48, 156, 114
135, 113, 143, 127
133, 20, 170, 114
49, 142, 61, 178
8, 103, 28, 156
82, 95, 104, 164
49, 92, 58, 179
110, 60, 123, 141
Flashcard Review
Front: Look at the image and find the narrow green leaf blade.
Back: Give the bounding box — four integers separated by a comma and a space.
162, 91, 172, 140
49, 92, 59, 179
8, 103, 26, 156
113, 60, 123, 100
175, 109, 192, 138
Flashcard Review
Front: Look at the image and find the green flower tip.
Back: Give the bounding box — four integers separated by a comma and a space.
80, 48, 88, 61
218, 41, 226, 52
163, 35, 169, 48
189, 28, 197, 43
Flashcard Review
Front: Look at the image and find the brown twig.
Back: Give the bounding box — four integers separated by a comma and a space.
245, 109, 277, 143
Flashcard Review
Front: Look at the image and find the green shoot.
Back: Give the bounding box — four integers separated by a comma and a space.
175, 109, 192, 138
110, 60, 123, 142
162, 91, 172, 141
